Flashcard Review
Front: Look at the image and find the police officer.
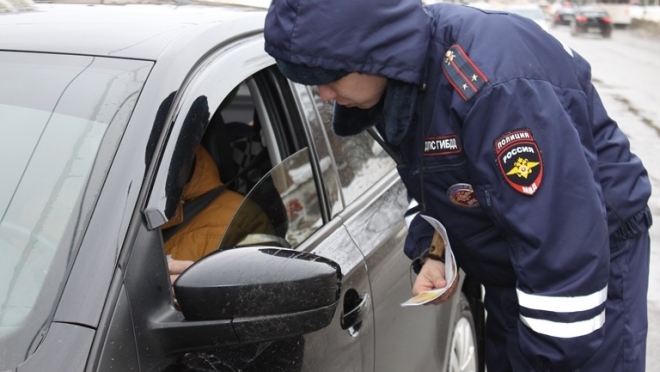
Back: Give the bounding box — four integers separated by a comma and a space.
264, 0, 652, 371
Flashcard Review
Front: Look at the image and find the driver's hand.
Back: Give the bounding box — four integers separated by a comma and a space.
412, 259, 459, 306
168, 259, 194, 283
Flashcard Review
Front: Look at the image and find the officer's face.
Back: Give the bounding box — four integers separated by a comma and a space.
317, 73, 387, 109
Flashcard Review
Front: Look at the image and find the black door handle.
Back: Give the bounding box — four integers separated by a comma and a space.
341, 291, 369, 331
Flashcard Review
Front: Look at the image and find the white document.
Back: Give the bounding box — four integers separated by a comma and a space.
401, 215, 457, 307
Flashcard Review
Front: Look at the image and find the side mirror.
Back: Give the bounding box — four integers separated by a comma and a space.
173, 247, 341, 344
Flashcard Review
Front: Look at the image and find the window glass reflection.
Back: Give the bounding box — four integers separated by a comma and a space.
310, 87, 396, 205
219, 149, 322, 250
291, 83, 343, 217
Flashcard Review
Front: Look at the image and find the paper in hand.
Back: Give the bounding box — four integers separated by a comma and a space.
401, 215, 457, 307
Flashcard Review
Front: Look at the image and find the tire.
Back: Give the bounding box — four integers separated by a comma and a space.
447, 293, 479, 372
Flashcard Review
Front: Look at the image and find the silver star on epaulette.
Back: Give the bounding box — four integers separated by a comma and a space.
444, 50, 455, 65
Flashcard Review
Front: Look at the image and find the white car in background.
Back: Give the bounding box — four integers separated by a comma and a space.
507, 3, 551, 32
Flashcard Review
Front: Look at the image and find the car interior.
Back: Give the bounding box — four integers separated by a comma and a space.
159, 68, 327, 262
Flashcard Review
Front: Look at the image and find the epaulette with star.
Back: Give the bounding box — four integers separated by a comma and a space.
441, 44, 488, 101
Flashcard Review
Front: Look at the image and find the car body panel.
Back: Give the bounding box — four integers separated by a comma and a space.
0, 3, 264, 60
90, 271, 141, 372
51, 57, 155, 328
17, 323, 94, 372
340, 175, 459, 371
300, 223, 375, 372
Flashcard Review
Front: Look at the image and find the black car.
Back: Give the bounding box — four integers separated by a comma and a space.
552, 7, 575, 26
0, 1, 485, 371
570, 7, 613, 38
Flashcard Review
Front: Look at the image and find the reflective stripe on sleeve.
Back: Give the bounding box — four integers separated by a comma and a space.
516, 285, 607, 312
520, 310, 606, 338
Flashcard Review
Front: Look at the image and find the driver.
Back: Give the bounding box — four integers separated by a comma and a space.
162, 145, 273, 282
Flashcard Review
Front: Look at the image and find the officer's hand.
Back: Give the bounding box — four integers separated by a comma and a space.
168, 259, 194, 283
412, 259, 459, 306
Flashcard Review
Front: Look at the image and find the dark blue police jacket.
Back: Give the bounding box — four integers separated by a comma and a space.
265, 1, 652, 370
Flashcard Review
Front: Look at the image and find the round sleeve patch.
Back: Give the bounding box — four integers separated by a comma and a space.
493, 129, 543, 196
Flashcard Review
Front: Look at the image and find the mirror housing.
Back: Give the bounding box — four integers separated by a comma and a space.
171, 247, 341, 344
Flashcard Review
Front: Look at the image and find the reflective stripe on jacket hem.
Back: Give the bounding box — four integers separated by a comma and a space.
516, 285, 607, 313
520, 310, 606, 338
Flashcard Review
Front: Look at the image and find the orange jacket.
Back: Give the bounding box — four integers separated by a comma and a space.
162, 147, 271, 261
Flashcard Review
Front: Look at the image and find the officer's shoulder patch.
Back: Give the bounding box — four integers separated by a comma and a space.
493, 128, 543, 196
441, 44, 488, 101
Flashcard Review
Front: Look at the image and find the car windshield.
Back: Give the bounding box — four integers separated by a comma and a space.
581, 11, 607, 17
0, 51, 150, 368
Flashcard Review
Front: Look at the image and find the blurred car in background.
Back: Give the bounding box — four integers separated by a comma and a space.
570, 7, 613, 38
553, 6, 575, 26
506, 4, 550, 32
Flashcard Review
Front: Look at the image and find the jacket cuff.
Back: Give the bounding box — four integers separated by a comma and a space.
409, 236, 434, 274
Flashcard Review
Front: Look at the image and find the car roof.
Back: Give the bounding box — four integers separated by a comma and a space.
0, 0, 267, 60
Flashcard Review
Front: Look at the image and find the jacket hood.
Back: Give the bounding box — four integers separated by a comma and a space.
264, 0, 432, 86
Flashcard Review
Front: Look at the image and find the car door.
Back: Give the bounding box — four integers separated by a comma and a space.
299, 87, 458, 371
107, 35, 374, 372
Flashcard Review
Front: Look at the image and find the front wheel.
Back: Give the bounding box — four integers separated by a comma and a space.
448, 293, 479, 372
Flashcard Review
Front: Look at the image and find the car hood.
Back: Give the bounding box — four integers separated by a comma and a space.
0, 2, 264, 59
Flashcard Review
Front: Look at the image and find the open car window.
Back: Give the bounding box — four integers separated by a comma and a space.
161, 65, 325, 264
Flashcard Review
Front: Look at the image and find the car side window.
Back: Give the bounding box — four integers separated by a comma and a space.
309, 87, 396, 206
162, 68, 326, 266
218, 148, 321, 250
291, 83, 344, 218
160, 80, 275, 263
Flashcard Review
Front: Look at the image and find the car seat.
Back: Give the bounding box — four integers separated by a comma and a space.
201, 111, 270, 191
